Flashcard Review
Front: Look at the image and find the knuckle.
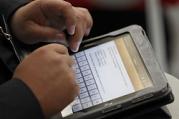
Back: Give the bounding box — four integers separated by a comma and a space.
80, 8, 89, 14
68, 72, 75, 81
64, 70, 78, 99
68, 77, 77, 91
56, 55, 72, 66
50, 44, 68, 54
70, 57, 74, 65
63, 2, 72, 9
71, 83, 79, 97
68, 72, 76, 84
37, 46, 49, 55
59, 45, 68, 53
87, 17, 93, 29
77, 9, 92, 26
79, 11, 86, 19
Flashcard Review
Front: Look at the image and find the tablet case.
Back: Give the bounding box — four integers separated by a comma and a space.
67, 25, 174, 119
101, 86, 173, 119
50, 25, 174, 119
50, 83, 173, 119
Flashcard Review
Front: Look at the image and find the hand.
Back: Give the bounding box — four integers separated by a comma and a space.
11, 0, 93, 52
13, 44, 79, 118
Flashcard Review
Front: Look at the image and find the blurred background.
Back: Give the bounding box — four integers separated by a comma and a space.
66, 0, 179, 78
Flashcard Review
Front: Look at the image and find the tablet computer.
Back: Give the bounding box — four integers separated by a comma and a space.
10, 25, 174, 119
58, 25, 173, 119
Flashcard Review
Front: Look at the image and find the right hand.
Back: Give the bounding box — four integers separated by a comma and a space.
13, 44, 79, 118
11, 0, 93, 52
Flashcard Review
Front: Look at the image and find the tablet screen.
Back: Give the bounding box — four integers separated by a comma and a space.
61, 34, 153, 117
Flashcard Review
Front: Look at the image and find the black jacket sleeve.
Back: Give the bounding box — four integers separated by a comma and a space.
0, 0, 44, 119
0, 32, 45, 118
0, 0, 29, 20
0, 79, 44, 119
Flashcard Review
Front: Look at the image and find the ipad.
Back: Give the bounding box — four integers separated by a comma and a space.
59, 25, 170, 119
9, 25, 172, 119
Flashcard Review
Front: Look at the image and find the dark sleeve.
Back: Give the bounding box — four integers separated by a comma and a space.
0, 0, 29, 20
0, 79, 44, 119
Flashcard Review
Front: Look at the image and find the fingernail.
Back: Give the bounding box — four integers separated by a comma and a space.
71, 39, 82, 52
68, 25, 76, 35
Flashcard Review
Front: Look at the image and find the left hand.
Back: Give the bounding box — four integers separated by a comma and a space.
11, 0, 93, 52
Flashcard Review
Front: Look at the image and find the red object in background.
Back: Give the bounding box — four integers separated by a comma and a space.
66, 0, 179, 10
65, 0, 92, 8
66, 0, 144, 10
162, 0, 179, 6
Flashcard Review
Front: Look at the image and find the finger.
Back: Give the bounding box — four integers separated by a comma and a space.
41, 0, 77, 35
53, 54, 74, 68
69, 22, 84, 52
62, 55, 74, 67
65, 66, 80, 95
68, 7, 93, 52
43, 43, 69, 55
69, 68, 80, 95
76, 7, 93, 36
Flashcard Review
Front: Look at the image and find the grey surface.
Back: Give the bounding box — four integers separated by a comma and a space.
166, 6, 179, 79
145, 0, 167, 71
166, 73, 179, 119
